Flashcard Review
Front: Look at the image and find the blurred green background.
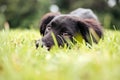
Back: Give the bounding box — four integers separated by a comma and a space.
0, 0, 120, 30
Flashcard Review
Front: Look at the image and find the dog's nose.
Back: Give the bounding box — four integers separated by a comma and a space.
35, 39, 42, 49
35, 37, 52, 50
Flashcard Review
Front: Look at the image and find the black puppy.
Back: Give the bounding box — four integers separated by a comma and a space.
36, 8, 103, 50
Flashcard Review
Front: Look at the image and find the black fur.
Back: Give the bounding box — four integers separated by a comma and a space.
36, 8, 103, 50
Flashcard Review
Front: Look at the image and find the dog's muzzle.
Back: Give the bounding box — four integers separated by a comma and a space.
35, 35, 73, 50
35, 38, 52, 50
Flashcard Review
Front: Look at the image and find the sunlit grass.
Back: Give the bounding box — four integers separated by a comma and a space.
0, 29, 120, 80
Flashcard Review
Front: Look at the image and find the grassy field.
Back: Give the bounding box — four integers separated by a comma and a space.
0, 29, 120, 80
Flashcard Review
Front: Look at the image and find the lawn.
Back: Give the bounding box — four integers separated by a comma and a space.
0, 29, 120, 80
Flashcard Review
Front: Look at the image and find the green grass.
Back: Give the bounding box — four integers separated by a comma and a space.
0, 29, 120, 80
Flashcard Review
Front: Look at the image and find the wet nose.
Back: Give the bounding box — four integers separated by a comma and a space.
35, 39, 42, 49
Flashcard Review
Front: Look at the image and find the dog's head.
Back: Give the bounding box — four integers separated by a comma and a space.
40, 15, 103, 50
39, 12, 60, 36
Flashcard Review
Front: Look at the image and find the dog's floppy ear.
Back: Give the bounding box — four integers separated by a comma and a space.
76, 19, 103, 44
40, 12, 60, 35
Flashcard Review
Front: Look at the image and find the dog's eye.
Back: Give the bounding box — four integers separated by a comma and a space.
47, 27, 51, 31
47, 24, 51, 28
51, 22, 56, 26
62, 33, 70, 36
